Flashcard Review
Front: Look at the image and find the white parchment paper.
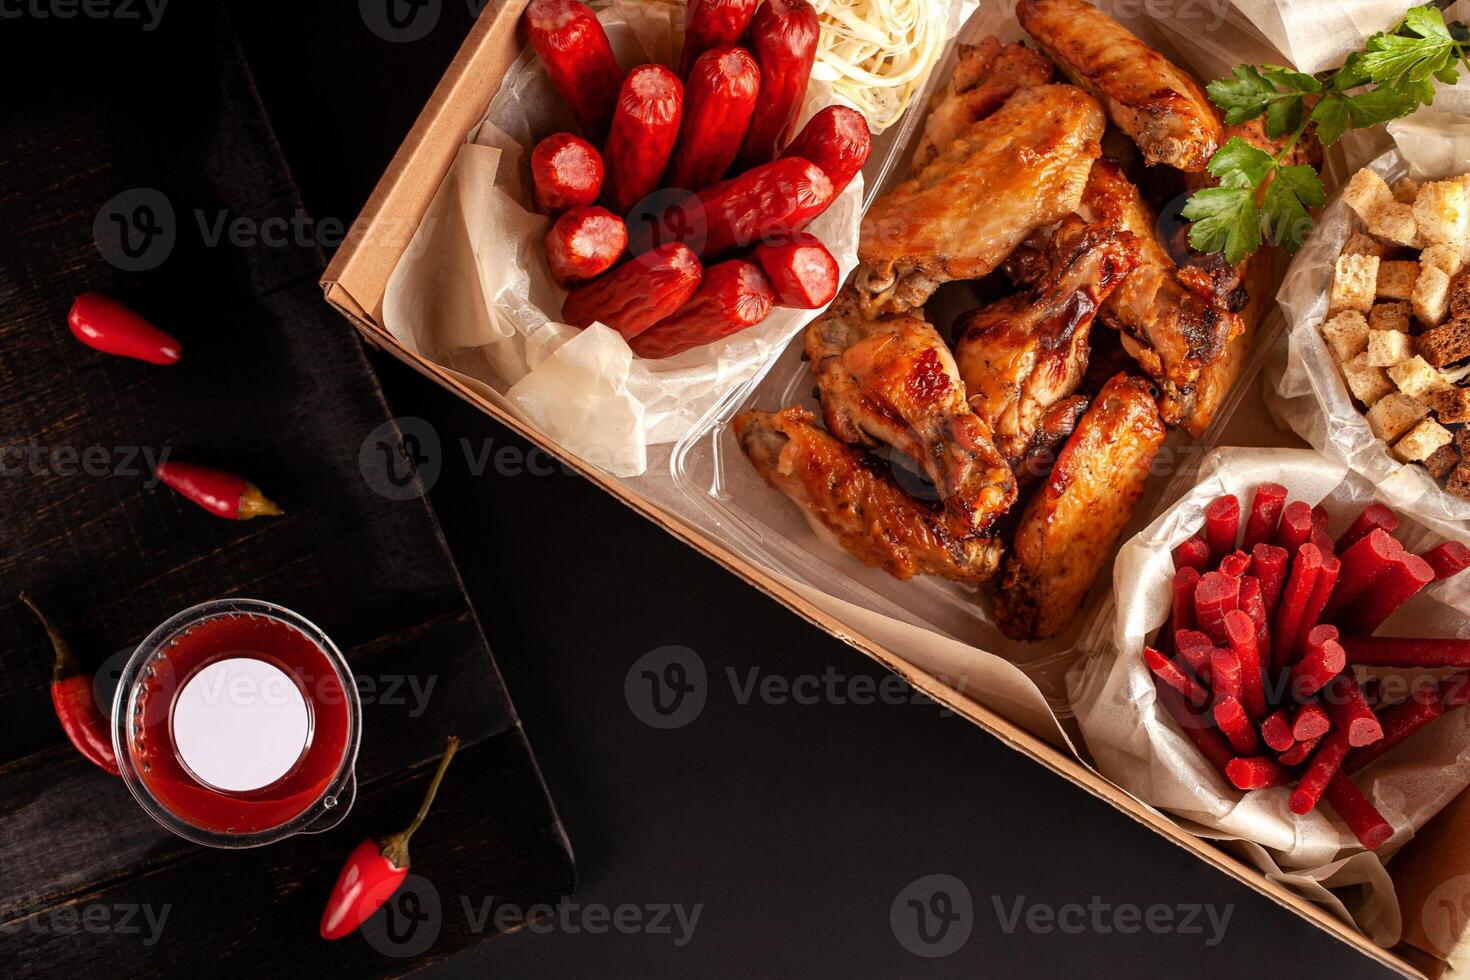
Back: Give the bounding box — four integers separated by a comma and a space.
1070, 448, 1470, 940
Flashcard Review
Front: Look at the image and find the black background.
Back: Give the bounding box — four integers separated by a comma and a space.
12, 0, 1396, 975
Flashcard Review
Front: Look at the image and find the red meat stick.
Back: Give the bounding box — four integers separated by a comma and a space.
1171, 567, 1200, 635
1291, 552, 1340, 658
1227, 757, 1293, 790
1322, 529, 1399, 620
1214, 697, 1260, 755
1261, 709, 1294, 752
1194, 571, 1240, 645
1341, 551, 1435, 634
1155, 683, 1236, 779
1242, 483, 1288, 551
1275, 501, 1313, 552
1345, 687, 1446, 773
1174, 630, 1214, 683
1309, 504, 1335, 553
1341, 636, 1470, 668
1290, 728, 1351, 814
1442, 670, 1470, 709
629, 259, 776, 358
1250, 543, 1289, 616
531, 133, 604, 213
1288, 624, 1345, 698
1174, 536, 1211, 572
1292, 701, 1331, 741
1240, 577, 1270, 660
1223, 610, 1266, 720
523, 0, 625, 142
664, 47, 761, 193
561, 243, 702, 339
544, 207, 626, 288
1421, 541, 1470, 581
602, 65, 685, 214
1271, 543, 1322, 669
1278, 734, 1323, 766
1335, 502, 1398, 553
1144, 647, 1208, 707
678, 0, 760, 76
753, 233, 839, 309
736, 0, 820, 167
1219, 551, 1251, 577
1324, 673, 1384, 747
1211, 647, 1243, 706
779, 105, 872, 199
1324, 775, 1393, 849
1204, 494, 1241, 562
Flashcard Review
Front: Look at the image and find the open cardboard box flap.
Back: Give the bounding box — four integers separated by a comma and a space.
322, 2, 1470, 974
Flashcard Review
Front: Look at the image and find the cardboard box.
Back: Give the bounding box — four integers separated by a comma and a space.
322, 3, 1464, 974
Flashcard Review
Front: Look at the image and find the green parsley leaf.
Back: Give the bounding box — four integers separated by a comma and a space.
1261, 165, 1326, 253
1183, 187, 1260, 264
1206, 66, 1277, 123
1310, 95, 1351, 145
1265, 96, 1304, 138
1404, 5, 1452, 42
1259, 66, 1322, 92
1347, 81, 1427, 126
1205, 137, 1275, 189
1362, 31, 1454, 83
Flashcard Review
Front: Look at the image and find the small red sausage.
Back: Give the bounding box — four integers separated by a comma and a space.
664, 46, 760, 193
736, 0, 819, 169
531, 133, 604, 213
694, 156, 834, 256
780, 105, 872, 198
544, 206, 627, 288
678, 0, 760, 76
629, 260, 776, 358
753, 233, 839, 309
523, 0, 625, 142
602, 64, 684, 215
561, 242, 703, 340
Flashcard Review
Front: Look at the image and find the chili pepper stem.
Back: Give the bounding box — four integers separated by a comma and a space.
239, 482, 283, 519
380, 736, 459, 870
19, 592, 82, 681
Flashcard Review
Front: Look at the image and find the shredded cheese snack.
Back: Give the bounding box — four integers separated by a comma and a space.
809, 0, 951, 132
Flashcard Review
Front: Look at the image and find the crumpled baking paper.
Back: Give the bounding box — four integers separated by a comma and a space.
380, 0, 866, 477
1070, 448, 1470, 942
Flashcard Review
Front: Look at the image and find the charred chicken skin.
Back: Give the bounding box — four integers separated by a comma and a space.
1015, 0, 1223, 172
734, 407, 1006, 583
910, 38, 1056, 173
954, 215, 1140, 467
995, 372, 1166, 640
856, 83, 1104, 317
806, 290, 1017, 535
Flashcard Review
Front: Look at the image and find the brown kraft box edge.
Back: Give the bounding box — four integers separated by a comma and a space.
321, 1, 1466, 974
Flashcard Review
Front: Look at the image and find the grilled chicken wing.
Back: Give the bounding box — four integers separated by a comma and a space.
954, 216, 1139, 465
910, 38, 1056, 172
1015, 0, 1222, 172
856, 84, 1104, 316
806, 291, 1017, 534
995, 373, 1165, 639
735, 407, 1006, 583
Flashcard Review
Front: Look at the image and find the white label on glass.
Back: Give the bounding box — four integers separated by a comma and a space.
172, 657, 310, 792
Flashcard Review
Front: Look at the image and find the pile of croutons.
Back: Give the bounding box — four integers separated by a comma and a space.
1322, 167, 1470, 500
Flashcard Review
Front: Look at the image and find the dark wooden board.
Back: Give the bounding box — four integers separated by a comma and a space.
0, 6, 573, 975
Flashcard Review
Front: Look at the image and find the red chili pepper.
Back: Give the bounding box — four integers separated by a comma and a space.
321, 736, 459, 940
19, 593, 120, 776
155, 461, 282, 520
68, 293, 181, 365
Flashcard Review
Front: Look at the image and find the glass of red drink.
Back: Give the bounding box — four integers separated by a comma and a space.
112, 599, 361, 847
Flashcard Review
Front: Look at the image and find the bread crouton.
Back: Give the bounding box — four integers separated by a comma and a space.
1430, 387, 1470, 424
1367, 392, 1431, 442
1376, 260, 1419, 301
1414, 178, 1470, 247
1394, 418, 1455, 462
1321, 311, 1369, 362
1418, 315, 1470, 368
1422, 243, 1464, 277
1393, 177, 1421, 204
1445, 462, 1470, 500
1343, 231, 1391, 258
1343, 169, 1394, 220
1369, 202, 1418, 246
1370, 301, 1412, 334
1367, 328, 1415, 367
1414, 264, 1453, 326
1425, 442, 1461, 479
1342, 352, 1396, 405
1389, 355, 1454, 400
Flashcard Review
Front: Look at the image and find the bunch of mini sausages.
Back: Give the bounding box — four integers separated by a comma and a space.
1147, 484, 1470, 849
523, 0, 869, 358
